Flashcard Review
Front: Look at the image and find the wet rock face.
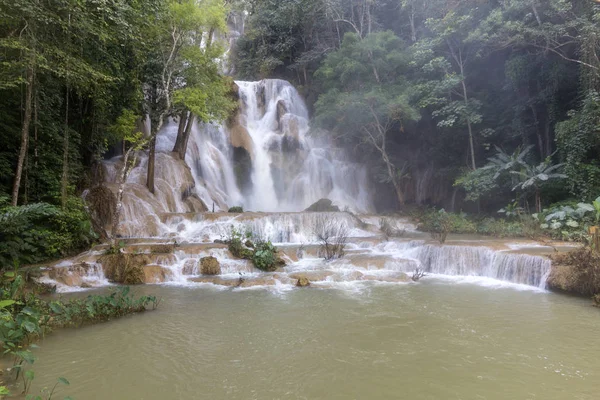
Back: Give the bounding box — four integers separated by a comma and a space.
200, 256, 221, 275
305, 198, 340, 212
143, 265, 173, 284
99, 253, 153, 285
182, 259, 198, 275
84, 186, 117, 239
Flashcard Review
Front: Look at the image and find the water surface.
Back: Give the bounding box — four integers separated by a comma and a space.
30, 281, 599, 399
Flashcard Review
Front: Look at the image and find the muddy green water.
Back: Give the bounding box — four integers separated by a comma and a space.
30, 281, 599, 400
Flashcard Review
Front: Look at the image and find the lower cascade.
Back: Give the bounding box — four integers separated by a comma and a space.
41, 212, 553, 291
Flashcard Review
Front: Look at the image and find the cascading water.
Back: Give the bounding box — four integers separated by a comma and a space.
103, 78, 373, 237
55, 80, 557, 293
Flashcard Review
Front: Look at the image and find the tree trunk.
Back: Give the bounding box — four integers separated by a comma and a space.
147, 135, 157, 194
61, 87, 70, 209
530, 105, 545, 159
111, 146, 136, 244
535, 188, 541, 213
409, 5, 417, 43
460, 79, 476, 170
544, 116, 552, 158
172, 112, 195, 160
11, 64, 34, 207
172, 110, 189, 157
178, 114, 195, 160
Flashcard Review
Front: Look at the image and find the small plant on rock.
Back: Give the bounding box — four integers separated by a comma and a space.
228, 206, 243, 213
252, 240, 279, 272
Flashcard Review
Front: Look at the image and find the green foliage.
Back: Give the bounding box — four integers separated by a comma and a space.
228, 206, 244, 213
556, 91, 600, 201
225, 227, 280, 271
48, 286, 159, 327
0, 198, 97, 269
421, 209, 453, 244
0, 266, 158, 396
227, 227, 253, 260
251, 240, 278, 272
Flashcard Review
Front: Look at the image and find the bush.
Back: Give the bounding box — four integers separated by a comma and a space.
0, 198, 97, 269
313, 215, 348, 260
227, 228, 253, 259
421, 209, 453, 244
379, 217, 405, 239
228, 206, 244, 213
0, 270, 158, 396
252, 240, 279, 271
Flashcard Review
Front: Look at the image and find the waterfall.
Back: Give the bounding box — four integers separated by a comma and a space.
103, 78, 373, 236
401, 244, 551, 288
66, 79, 555, 293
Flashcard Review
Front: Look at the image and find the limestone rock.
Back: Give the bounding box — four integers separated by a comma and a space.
48, 262, 96, 287
143, 265, 173, 284
296, 277, 311, 287
546, 264, 578, 293
305, 198, 340, 212
189, 276, 240, 287
84, 186, 116, 239
149, 244, 175, 254
98, 253, 152, 285
229, 123, 254, 159
200, 256, 221, 275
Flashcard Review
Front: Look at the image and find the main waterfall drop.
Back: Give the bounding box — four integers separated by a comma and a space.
168, 79, 372, 213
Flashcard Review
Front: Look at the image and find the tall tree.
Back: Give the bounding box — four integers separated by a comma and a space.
143, 0, 228, 193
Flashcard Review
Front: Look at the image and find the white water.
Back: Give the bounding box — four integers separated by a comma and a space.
46, 212, 553, 291
68, 79, 555, 293
104, 79, 372, 233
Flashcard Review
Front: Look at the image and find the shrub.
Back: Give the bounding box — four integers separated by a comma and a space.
228, 206, 243, 213
313, 215, 348, 260
379, 217, 405, 239
227, 228, 253, 259
422, 209, 452, 244
0, 198, 97, 269
252, 240, 279, 271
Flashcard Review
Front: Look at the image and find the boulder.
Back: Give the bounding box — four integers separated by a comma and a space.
98, 253, 152, 285
229, 123, 254, 159
305, 198, 340, 212
200, 256, 221, 275
182, 259, 198, 275
296, 277, 311, 287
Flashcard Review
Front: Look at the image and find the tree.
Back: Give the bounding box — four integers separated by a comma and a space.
315, 31, 419, 206
108, 109, 146, 243
511, 158, 567, 213
142, 0, 229, 193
